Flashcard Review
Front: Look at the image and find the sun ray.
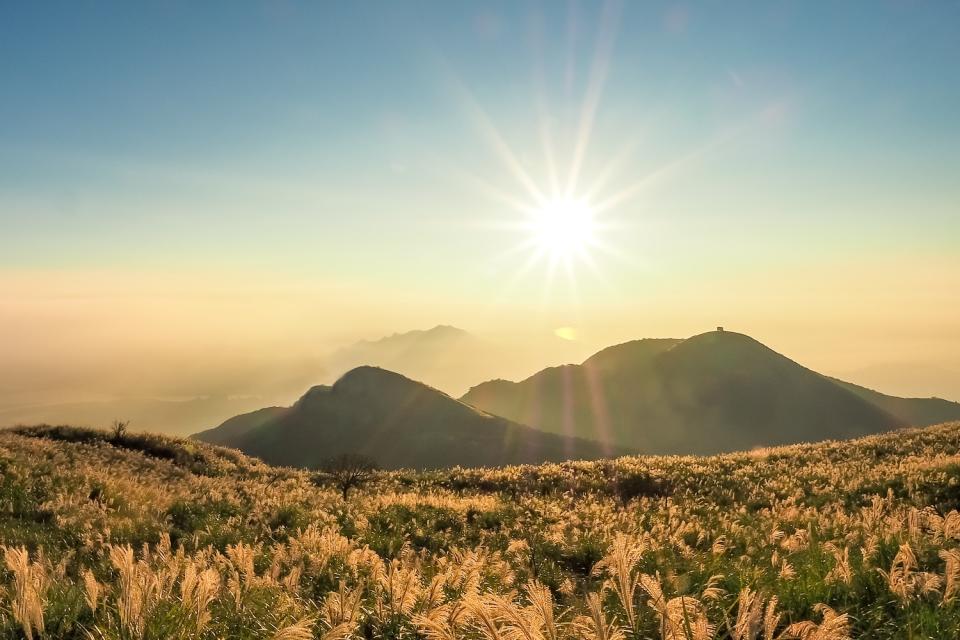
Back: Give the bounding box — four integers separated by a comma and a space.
431, 1, 655, 309
486, 235, 544, 268
581, 133, 645, 202
593, 120, 754, 214
393, 127, 541, 219
538, 109, 561, 199
559, 254, 581, 306
483, 238, 555, 308
531, 10, 562, 198
539, 251, 562, 308
449, 168, 539, 218
444, 69, 548, 204
566, 0, 622, 196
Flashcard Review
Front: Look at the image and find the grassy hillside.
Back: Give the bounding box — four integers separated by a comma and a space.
2, 421, 960, 637
195, 366, 625, 469
462, 331, 907, 454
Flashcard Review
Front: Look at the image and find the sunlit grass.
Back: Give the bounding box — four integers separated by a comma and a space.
0, 422, 958, 638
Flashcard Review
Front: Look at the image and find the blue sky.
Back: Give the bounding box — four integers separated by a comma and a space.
3, 2, 958, 271
1, 1, 959, 402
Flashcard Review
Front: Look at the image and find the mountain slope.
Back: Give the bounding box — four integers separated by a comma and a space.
829, 378, 960, 426
461, 330, 905, 455
194, 366, 626, 469
194, 406, 289, 446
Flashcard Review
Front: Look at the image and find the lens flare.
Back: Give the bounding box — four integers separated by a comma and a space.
530, 198, 597, 260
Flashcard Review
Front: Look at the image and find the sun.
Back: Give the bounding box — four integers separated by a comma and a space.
529, 197, 597, 262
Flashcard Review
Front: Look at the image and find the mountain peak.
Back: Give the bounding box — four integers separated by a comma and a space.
426, 324, 468, 336
336, 364, 408, 383
292, 367, 445, 410
684, 329, 762, 344
332, 365, 431, 395
462, 330, 908, 455
369, 325, 470, 344
196, 365, 625, 469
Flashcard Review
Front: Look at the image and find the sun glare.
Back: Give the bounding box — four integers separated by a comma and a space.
452, 3, 631, 300
530, 197, 597, 261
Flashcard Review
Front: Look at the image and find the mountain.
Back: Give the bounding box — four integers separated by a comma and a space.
829, 378, 960, 426
193, 406, 289, 446
838, 362, 960, 403
461, 330, 910, 455
325, 325, 589, 397
325, 326, 488, 397
194, 366, 625, 469
334, 325, 472, 364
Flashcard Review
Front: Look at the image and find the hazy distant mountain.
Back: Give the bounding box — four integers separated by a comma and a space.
335, 325, 472, 363
325, 326, 486, 397
326, 325, 589, 397
838, 362, 960, 403
192, 406, 289, 446
194, 366, 624, 469
829, 378, 960, 426
461, 330, 910, 455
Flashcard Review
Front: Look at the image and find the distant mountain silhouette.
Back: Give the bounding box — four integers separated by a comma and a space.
194, 366, 625, 469
829, 378, 960, 426
341, 325, 471, 357
325, 326, 487, 397
838, 362, 960, 403
193, 406, 288, 446
325, 325, 588, 397
461, 330, 914, 455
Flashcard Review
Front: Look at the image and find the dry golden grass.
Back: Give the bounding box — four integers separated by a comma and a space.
0, 421, 959, 638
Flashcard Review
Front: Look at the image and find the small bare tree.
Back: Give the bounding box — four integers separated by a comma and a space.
111, 420, 130, 440
315, 453, 378, 500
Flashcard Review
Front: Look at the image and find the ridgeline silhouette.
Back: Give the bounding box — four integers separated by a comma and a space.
194, 366, 625, 469
462, 330, 960, 455
199, 330, 960, 465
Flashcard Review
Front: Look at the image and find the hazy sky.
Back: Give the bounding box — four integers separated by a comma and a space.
2, 1, 959, 414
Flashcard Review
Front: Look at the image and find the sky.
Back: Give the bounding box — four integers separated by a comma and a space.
1, 1, 959, 428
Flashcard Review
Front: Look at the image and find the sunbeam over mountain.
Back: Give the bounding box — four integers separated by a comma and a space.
462, 330, 960, 454
2, 1, 959, 636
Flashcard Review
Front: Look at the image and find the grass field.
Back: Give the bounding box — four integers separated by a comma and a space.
1, 422, 959, 639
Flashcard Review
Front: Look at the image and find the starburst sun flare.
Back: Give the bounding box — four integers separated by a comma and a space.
528, 196, 598, 262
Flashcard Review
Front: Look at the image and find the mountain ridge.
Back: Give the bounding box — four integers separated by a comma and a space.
828, 377, 960, 427
194, 365, 627, 469
199, 330, 960, 465
461, 330, 927, 455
